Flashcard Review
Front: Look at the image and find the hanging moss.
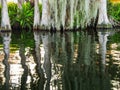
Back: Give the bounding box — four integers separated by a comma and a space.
45, 0, 99, 30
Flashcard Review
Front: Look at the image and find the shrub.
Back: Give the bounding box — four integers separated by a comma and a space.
8, 2, 18, 26
16, 2, 34, 29
0, 2, 36, 30
108, 2, 120, 21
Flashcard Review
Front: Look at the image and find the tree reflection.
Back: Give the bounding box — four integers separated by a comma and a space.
98, 31, 108, 73
1, 32, 11, 90
19, 42, 29, 90
41, 32, 51, 90
33, 31, 52, 90
32, 31, 45, 90
0, 30, 118, 90
50, 32, 65, 90
98, 31, 111, 90
62, 31, 111, 90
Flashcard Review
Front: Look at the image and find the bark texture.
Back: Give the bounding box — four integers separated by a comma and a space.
34, 0, 111, 30
97, 0, 111, 28
41, 0, 50, 29
1, 0, 11, 30
18, 0, 24, 9
39, 0, 100, 30
33, 0, 40, 29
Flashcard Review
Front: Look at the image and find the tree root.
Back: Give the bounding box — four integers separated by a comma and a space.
109, 16, 120, 28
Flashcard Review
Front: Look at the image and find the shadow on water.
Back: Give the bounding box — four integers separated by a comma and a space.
0, 29, 120, 90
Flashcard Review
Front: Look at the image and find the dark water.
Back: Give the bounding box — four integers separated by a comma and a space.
0, 29, 120, 90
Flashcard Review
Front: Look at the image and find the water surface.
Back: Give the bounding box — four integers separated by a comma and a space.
0, 29, 120, 90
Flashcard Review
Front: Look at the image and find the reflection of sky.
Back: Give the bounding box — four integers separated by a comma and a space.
110, 43, 120, 61
0, 46, 37, 89
108, 43, 120, 90
10, 64, 23, 85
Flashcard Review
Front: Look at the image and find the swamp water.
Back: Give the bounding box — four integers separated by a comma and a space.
0, 29, 120, 90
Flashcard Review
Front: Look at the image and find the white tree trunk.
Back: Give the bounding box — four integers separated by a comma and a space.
18, 0, 24, 9
41, 0, 50, 28
1, 0, 11, 30
33, 0, 40, 29
70, 0, 74, 28
98, 0, 110, 25
61, 0, 67, 29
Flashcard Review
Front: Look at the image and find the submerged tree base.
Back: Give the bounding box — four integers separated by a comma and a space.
0, 27, 11, 32
0, 29, 11, 32
33, 25, 41, 30
96, 24, 112, 29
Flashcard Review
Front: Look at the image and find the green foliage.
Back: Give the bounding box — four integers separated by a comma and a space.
8, 2, 18, 26
109, 31, 120, 51
16, 2, 34, 29
0, 2, 42, 30
110, 32, 120, 43
108, 2, 120, 21
11, 30, 35, 48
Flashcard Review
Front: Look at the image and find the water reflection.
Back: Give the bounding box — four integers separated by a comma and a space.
1, 32, 11, 90
33, 31, 52, 90
98, 31, 111, 90
33, 31, 45, 89
19, 42, 29, 90
0, 30, 120, 90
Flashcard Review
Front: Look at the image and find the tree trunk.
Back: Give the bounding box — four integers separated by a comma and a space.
97, 0, 111, 28
41, 0, 50, 29
70, 0, 74, 29
30, 0, 34, 7
1, 0, 11, 30
36, 0, 110, 30
33, 0, 40, 29
18, 0, 24, 9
